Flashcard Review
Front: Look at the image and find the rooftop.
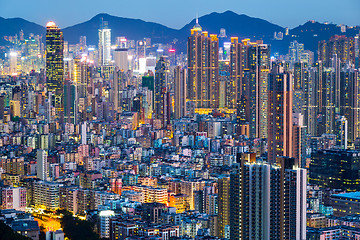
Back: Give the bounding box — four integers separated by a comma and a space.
332, 192, 360, 200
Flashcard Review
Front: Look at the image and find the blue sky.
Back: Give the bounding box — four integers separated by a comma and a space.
0, 0, 359, 29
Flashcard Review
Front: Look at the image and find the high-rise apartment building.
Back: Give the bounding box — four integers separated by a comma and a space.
227, 37, 243, 109
1, 187, 27, 211
318, 35, 355, 67
239, 39, 271, 138
230, 153, 306, 240
268, 63, 293, 163
187, 20, 219, 109
46, 21, 64, 122
217, 175, 230, 239
174, 66, 187, 119
37, 149, 48, 181
154, 56, 170, 128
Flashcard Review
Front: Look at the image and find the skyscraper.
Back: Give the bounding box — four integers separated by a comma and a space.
154, 56, 170, 128
187, 19, 219, 109
230, 153, 306, 240
318, 35, 355, 67
98, 21, 111, 66
174, 66, 187, 119
268, 63, 293, 163
46, 21, 64, 122
227, 37, 243, 109
64, 79, 77, 124
217, 175, 230, 239
37, 149, 48, 181
239, 40, 271, 139
114, 48, 128, 71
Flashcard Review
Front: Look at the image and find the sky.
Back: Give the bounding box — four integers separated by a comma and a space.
0, 0, 359, 29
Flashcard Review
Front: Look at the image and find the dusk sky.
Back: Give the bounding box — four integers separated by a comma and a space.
0, 0, 359, 29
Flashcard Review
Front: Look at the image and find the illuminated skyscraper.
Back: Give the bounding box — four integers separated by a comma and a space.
187, 19, 219, 109
37, 149, 48, 181
227, 37, 243, 109
318, 35, 355, 67
154, 56, 170, 128
174, 66, 187, 119
64, 79, 77, 124
217, 175, 230, 239
239, 40, 270, 138
46, 21, 64, 122
98, 21, 111, 66
267, 63, 293, 163
230, 154, 306, 240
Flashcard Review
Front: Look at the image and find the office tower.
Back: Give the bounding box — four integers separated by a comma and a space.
217, 175, 230, 239
187, 19, 219, 109
318, 35, 355, 67
37, 149, 48, 181
174, 66, 187, 119
114, 48, 128, 71
154, 56, 170, 128
289, 41, 304, 64
241, 39, 271, 138
98, 21, 111, 66
142, 74, 155, 91
230, 154, 306, 240
9, 51, 17, 75
79, 36, 86, 51
268, 63, 293, 163
73, 57, 89, 99
46, 21, 64, 122
64, 79, 77, 124
310, 149, 360, 191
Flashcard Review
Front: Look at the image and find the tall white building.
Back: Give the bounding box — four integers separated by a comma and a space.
98, 22, 111, 66
37, 149, 48, 181
81, 122, 87, 145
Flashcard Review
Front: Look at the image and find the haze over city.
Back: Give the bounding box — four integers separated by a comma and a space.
0, 0, 359, 28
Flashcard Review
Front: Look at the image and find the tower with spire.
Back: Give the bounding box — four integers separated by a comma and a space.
191, 16, 202, 34
187, 16, 219, 109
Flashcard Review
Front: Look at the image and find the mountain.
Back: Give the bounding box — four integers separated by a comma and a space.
287, 21, 360, 53
0, 11, 359, 55
180, 11, 284, 40
0, 16, 45, 39
62, 13, 179, 46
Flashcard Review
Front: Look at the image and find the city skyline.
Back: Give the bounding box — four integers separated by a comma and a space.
0, 0, 359, 29
0, 3, 359, 239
